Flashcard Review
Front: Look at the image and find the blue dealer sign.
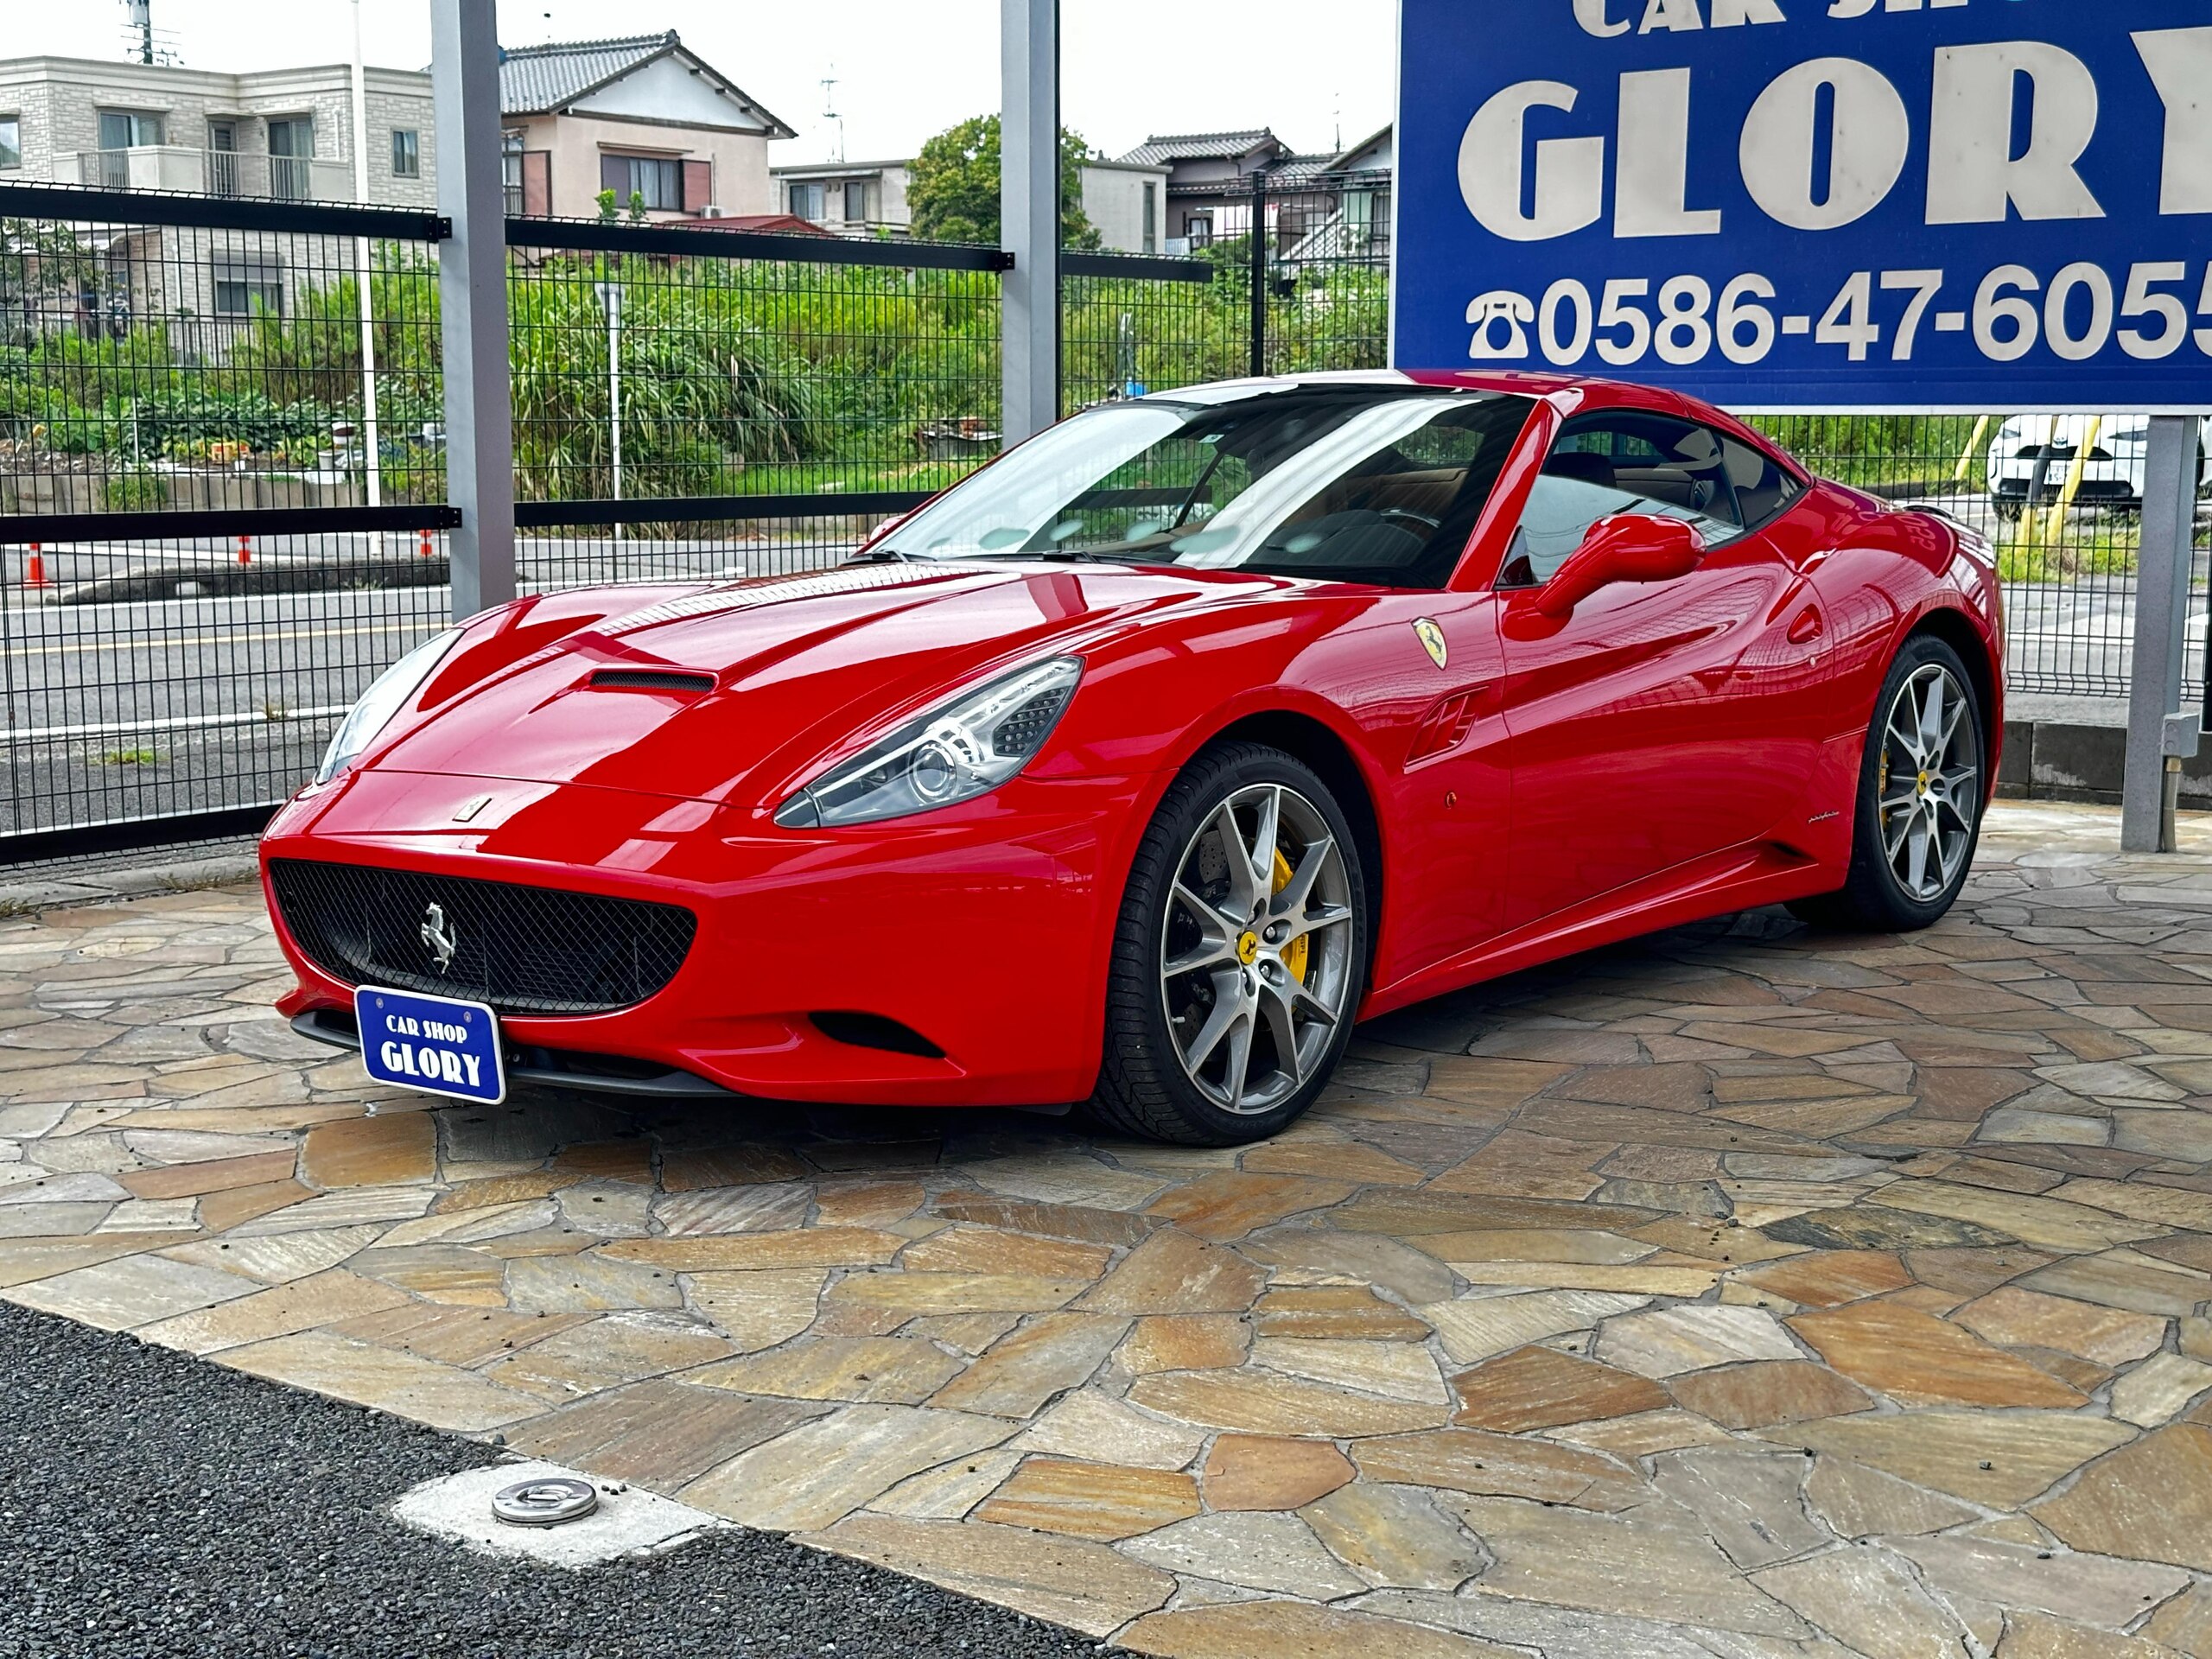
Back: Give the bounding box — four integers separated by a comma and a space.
1392, 1, 2212, 410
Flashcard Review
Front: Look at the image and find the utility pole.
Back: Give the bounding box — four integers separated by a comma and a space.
1001, 0, 1058, 442
127, 0, 153, 65
430, 0, 517, 620
821, 68, 843, 165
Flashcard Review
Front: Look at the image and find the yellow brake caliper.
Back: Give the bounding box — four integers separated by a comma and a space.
1272, 849, 1309, 984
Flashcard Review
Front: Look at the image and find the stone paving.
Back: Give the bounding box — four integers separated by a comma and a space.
7, 803, 2212, 1657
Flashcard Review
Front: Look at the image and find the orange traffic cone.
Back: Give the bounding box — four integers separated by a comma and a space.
418, 527, 435, 559
237, 534, 251, 566
23, 543, 47, 590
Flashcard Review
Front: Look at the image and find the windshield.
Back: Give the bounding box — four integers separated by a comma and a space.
884, 386, 1537, 590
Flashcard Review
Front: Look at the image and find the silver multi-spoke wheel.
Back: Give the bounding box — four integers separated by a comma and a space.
1878, 663, 1980, 902
1160, 782, 1355, 1116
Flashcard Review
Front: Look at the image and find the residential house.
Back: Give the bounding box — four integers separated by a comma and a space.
1078, 159, 1172, 256
0, 33, 791, 355
0, 53, 434, 206
1116, 126, 1392, 263
772, 158, 911, 237
772, 155, 1170, 255
498, 34, 794, 221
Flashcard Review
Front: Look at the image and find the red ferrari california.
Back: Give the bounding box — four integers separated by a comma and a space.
264, 371, 2002, 1145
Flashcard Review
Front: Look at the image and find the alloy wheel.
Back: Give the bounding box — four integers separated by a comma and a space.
1878, 663, 1979, 903
1159, 782, 1355, 1116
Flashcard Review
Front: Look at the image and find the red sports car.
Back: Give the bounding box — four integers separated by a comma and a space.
263, 371, 2003, 1145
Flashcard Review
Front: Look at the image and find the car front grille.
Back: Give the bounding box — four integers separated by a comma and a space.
268, 858, 697, 1015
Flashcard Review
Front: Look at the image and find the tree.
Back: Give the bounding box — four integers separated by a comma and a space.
907, 115, 1102, 250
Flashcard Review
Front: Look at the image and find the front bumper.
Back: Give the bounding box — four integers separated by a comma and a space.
262, 765, 1156, 1108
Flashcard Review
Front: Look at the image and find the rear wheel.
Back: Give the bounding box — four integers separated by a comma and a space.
1789, 635, 1984, 932
1090, 743, 1367, 1146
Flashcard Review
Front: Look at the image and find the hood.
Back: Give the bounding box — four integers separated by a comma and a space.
365, 559, 1265, 809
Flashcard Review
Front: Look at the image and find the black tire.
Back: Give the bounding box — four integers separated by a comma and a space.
1789, 634, 1986, 933
1090, 742, 1369, 1147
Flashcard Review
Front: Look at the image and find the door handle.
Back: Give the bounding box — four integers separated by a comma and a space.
1787, 606, 1825, 645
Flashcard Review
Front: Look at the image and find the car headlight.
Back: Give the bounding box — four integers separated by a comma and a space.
315, 628, 461, 784
775, 656, 1084, 829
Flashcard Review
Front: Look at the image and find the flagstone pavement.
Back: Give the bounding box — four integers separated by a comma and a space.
10, 802, 2212, 1657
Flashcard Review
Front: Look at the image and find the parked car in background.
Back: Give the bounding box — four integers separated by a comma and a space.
1986, 415, 2211, 519
264, 372, 2004, 1146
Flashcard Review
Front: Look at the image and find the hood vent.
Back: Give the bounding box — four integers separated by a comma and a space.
588, 668, 716, 695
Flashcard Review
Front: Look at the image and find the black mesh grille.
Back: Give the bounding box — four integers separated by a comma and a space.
588, 669, 716, 694
268, 859, 697, 1015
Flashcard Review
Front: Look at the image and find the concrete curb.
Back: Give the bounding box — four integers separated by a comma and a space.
2000, 716, 2212, 809
0, 852, 258, 918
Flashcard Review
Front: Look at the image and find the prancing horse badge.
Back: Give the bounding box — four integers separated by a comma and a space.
1413, 618, 1448, 671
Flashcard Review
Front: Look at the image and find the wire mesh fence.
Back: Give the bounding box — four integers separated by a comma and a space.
2, 185, 448, 514
4, 179, 2210, 862
1749, 413, 2212, 703
0, 529, 452, 843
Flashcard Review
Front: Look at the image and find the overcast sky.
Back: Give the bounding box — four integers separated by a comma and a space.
16, 1, 1398, 164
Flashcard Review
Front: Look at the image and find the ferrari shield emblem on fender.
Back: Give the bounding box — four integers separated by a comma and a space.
1413, 618, 1448, 670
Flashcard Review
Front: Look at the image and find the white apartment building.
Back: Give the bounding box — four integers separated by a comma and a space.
770, 156, 1172, 255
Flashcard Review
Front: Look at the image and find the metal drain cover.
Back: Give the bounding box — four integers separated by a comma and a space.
492, 1477, 599, 1528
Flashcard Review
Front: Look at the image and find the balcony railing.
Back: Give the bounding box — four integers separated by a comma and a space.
73, 147, 353, 201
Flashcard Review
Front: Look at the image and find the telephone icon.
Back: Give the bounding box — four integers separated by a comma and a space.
1465, 290, 1535, 361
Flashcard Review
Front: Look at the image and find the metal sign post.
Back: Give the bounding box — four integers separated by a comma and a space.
1001, 0, 1059, 444
2125, 416, 2208, 851
430, 0, 516, 620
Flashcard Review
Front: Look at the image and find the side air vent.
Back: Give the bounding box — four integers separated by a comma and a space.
1407, 691, 1480, 765
810, 1011, 946, 1059
588, 668, 717, 695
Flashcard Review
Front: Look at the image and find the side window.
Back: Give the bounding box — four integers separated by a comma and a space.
1501, 415, 1745, 587
1724, 436, 1802, 529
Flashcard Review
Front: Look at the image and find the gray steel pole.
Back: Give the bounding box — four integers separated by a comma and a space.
431, 0, 516, 621
2121, 415, 2205, 852
1001, 0, 1058, 444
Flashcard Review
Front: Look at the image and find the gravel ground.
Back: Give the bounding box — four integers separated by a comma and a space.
0, 1302, 1103, 1659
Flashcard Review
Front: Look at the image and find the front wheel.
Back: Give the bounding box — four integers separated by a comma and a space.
1090, 743, 1368, 1146
1789, 635, 1985, 932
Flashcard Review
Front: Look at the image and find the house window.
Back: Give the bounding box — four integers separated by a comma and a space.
267, 117, 315, 200
1185, 215, 1212, 249
1142, 182, 1157, 254
502, 129, 524, 216
843, 180, 868, 223
213, 257, 283, 317
99, 110, 163, 149
206, 120, 239, 195
391, 129, 420, 179
601, 152, 681, 211
0, 118, 19, 169
790, 181, 824, 219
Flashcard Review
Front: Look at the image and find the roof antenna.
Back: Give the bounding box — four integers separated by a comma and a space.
821, 66, 843, 162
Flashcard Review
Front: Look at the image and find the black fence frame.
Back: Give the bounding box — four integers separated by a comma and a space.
1, 184, 1217, 864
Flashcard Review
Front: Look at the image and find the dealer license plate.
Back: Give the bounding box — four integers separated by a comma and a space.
354, 985, 506, 1104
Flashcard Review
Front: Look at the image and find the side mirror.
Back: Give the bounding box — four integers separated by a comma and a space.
1536, 514, 1706, 618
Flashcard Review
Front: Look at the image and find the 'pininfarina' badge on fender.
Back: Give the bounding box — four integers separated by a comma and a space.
1413, 618, 1448, 670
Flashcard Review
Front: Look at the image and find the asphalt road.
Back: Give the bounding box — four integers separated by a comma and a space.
0, 510, 2202, 840
0, 533, 852, 837
0, 1300, 1103, 1659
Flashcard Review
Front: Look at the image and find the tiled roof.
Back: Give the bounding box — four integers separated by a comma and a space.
497, 31, 794, 135
499, 33, 671, 114
1116, 129, 1279, 167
